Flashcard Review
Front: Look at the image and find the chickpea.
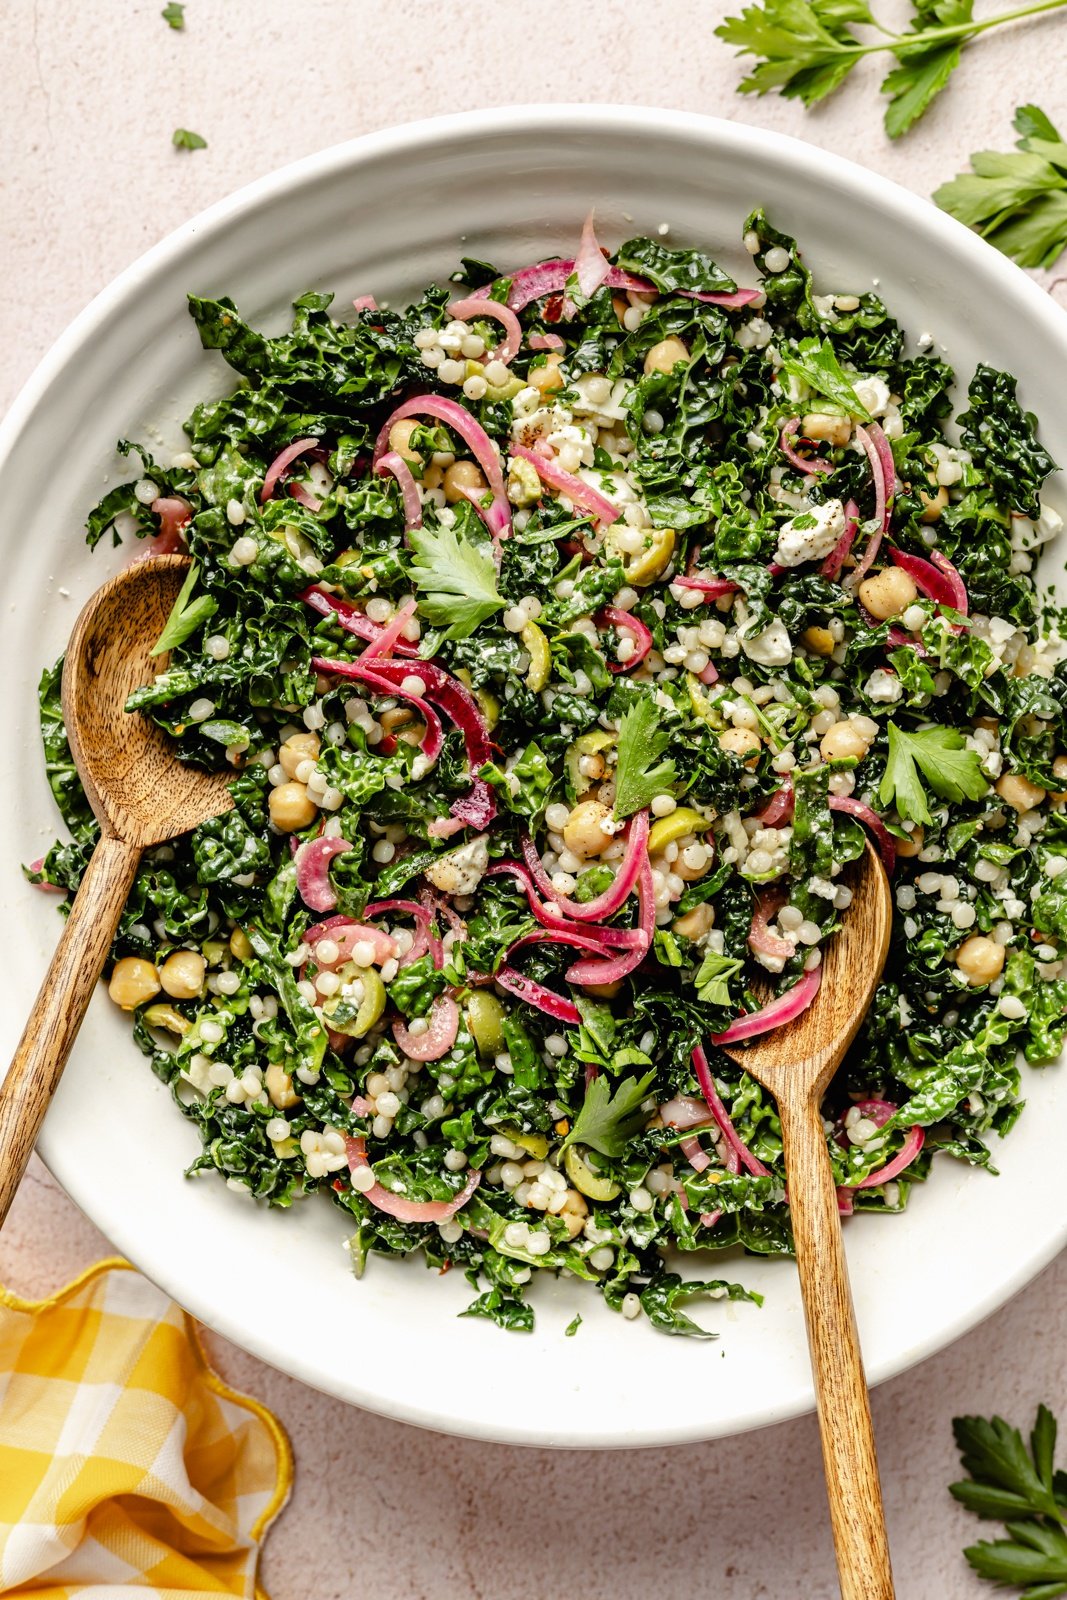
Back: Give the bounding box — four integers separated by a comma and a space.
528, 354, 565, 395
559, 1188, 589, 1240
108, 957, 161, 1011
858, 567, 918, 622
719, 727, 761, 767
643, 337, 689, 377
920, 483, 949, 524
1050, 754, 1067, 802
422, 463, 444, 491
955, 935, 1006, 987
159, 949, 206, 1000
895, 825, 924, 859
820, 720, 872, 764
265, 1062, 300, 1110
994, 771, 1047, 813
443, 459, 488, 503
279, 731, 321, 780
379, 705, 426, 746
801, 625, 835, 657
562, 799, 615, 859
230, 927, 254, 962
611, 294, 629, 327
584, 979, 624, 999
269, 780, 318, 831
387, 418, 423, 465
674, 903, 715, 941
801, 412, 851, 447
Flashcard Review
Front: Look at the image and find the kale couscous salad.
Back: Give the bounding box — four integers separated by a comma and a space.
31, 209, 1067, 1337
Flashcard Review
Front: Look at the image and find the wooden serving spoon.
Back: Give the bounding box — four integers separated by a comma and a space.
0, 554, 233, 1229
719, 838, 895, 1600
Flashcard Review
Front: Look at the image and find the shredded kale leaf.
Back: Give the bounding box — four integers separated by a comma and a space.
957, 364, 1058, 519
38, 210, 1067, 1337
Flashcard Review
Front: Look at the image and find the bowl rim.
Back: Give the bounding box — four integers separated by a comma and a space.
6, 103, 1067, 1446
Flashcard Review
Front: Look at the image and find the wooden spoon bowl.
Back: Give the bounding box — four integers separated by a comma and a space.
719, 839, 895, 1599
0, 554, 233, 1226
66, 554, 234, 843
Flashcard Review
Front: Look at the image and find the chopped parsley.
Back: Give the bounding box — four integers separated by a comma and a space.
172, 128, 206, 151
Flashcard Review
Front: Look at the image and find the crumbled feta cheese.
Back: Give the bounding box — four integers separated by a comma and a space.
736, 317, 773, 352
775, 498, 846, 567
864, 669, 903, 704
424, 835, 489, 896
1039, 502, 1064, 543
853, 375, 890, 418
741, 616, 793, 668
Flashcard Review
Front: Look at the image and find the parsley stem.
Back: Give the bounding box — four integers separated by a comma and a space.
915, 0, 1067, 43
823, 0, 1067, 58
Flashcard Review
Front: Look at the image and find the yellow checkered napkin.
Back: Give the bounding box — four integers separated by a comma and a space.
0, 1258, 291, 1597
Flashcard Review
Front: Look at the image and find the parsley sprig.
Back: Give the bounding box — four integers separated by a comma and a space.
714, 0, 1067, 139
951, 1405, 1067, 1594
878, 722, 988, 826
406, 520, 504, 641
613, 695, 677, 819
935, 106, 1067, 270
562, 1071, 657, 1159
779, 336, 872, 420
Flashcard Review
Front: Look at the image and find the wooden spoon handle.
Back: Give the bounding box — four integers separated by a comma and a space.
0, 833, 141, 1229
778, 1095, 895, 1600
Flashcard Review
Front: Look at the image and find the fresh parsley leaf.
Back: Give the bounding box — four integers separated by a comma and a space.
161, 2, 185, 26
957, 364, 1058, 520
613, 695, 677, 819
881, 38, 963, 140
714, 0, 1067, 138
564, 1312, 582, 1337
935, 106, 1067, 269
693, 950, 745, 1006
950, 1406, 1067, 1594
879, 722, 989, 826
562, 1070, 657, 1159
151, 563, 216, 656
778, 336, 870, 419
714, 0, 873, 107
407, 519, 504, 641
172, 128, 207, 151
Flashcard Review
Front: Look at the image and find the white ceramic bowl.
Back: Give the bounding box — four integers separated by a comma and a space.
2, 107, 1065, 1448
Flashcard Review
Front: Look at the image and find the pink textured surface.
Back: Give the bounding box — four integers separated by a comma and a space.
3, 3, 1066, 1594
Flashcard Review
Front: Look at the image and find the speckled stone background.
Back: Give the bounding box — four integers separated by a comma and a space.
2, 3, 1066, 1594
